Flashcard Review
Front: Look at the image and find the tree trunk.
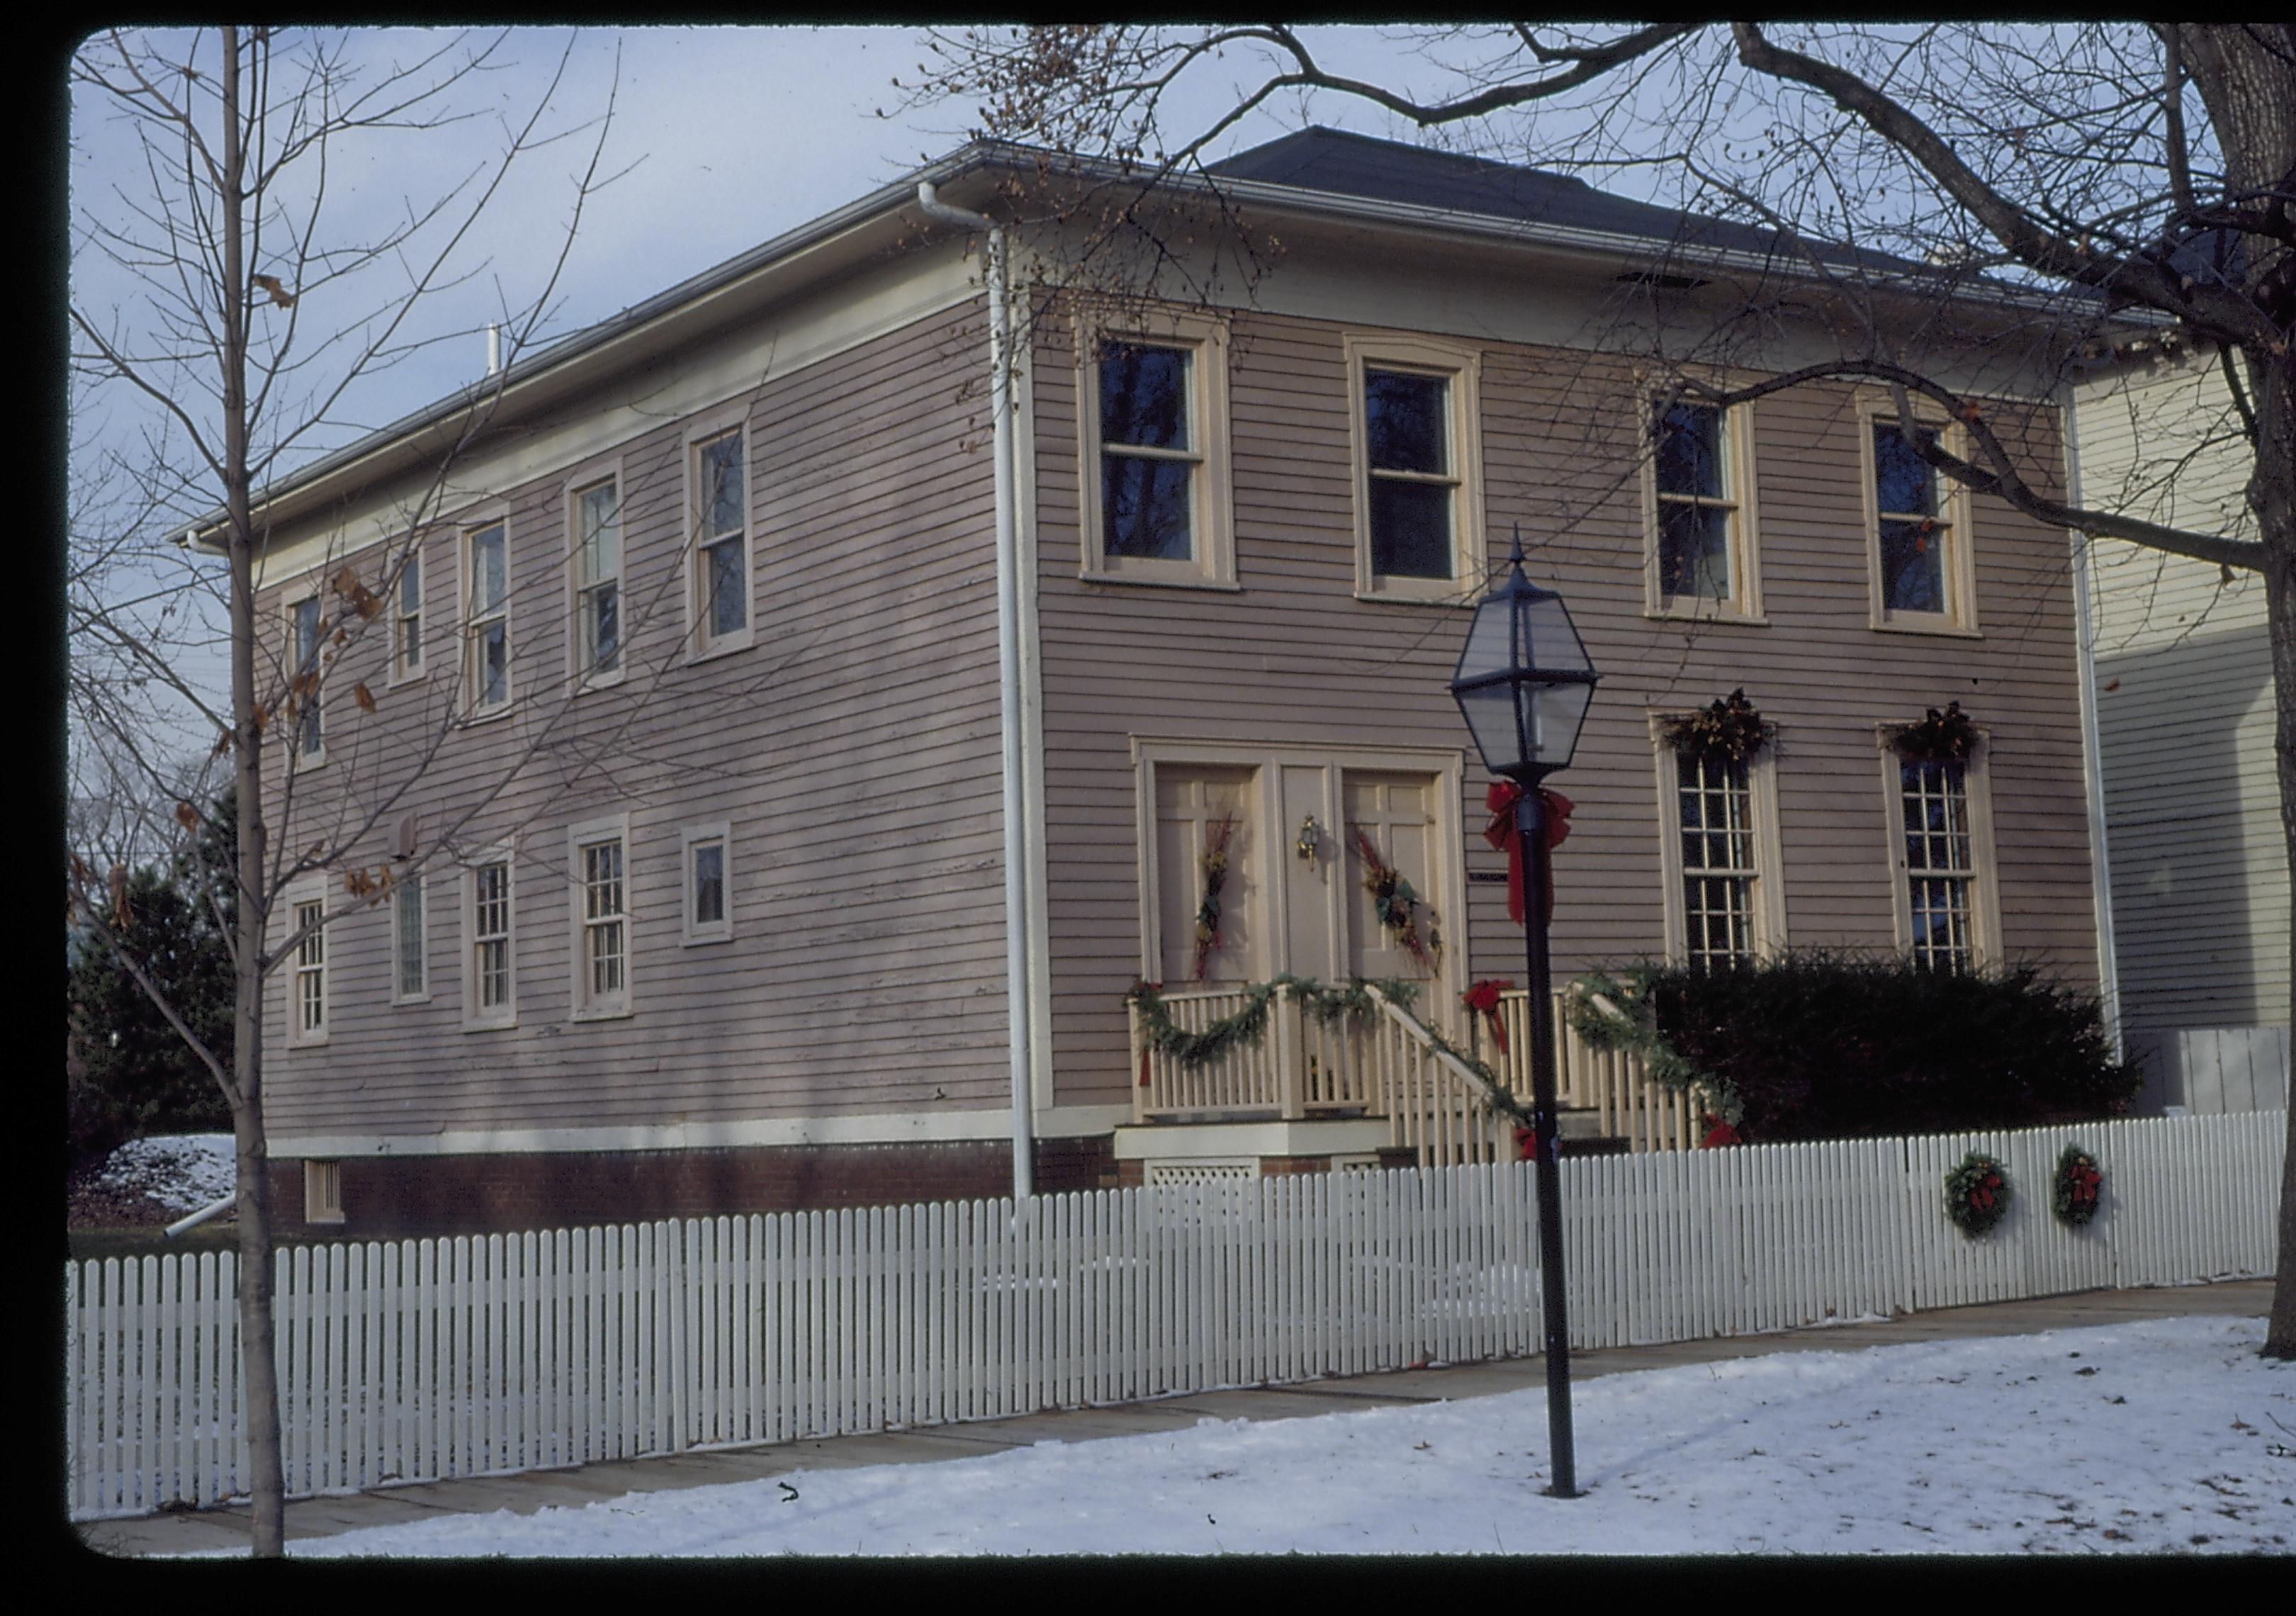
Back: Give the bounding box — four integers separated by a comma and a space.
2260, 354, 2296, 1359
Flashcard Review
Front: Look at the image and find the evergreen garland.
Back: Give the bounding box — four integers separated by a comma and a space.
1944, 1150, 2012, 1237
1660, 688, 1773, 763
1127, 975, 1422, 1070
1561, 965, 1743, 1126
1887, 701, 1979, 764
2053, 1143, 2104, 1227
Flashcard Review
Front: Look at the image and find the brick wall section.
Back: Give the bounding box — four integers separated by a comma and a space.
267, 1135, 1120, 1240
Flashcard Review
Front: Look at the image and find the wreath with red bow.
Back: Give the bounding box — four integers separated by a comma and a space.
2052, 1144, 2104, 1228
1943, 1151, 2012, 1237
1463, 978, 1512, 1054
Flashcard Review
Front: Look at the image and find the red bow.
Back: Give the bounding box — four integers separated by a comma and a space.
1463, 978, 1512, 1055
1483, 781, 1574, 926
1699, 1114, 1740, 1150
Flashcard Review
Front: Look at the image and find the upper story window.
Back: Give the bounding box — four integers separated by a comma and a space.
393, 550, 424, 681
465, 519, 510, 717
1345, 333, 1483, 602
691, 426, 751, 656
1646, 398, 1765, 621
1862, 402, 1978, 634
570, 476, 623, 684
290, 595, 324, 763
682, 821, 732, 945
1075, 305, 1234, 589
393, 875, 428, 1002
570, 816, 631, 1018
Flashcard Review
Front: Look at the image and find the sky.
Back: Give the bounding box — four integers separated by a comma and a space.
162, 1313, 2296, 1557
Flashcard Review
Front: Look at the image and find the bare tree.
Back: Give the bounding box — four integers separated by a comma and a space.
902, 23, 2296, 1354
64, 25, 636, 1554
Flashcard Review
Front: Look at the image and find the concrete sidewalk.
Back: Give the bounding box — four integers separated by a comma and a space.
77, 1278, 2274, 1557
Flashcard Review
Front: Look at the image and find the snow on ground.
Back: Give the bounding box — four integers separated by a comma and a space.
218, 1315, 2295, 1558
97, 1134, 234, 1214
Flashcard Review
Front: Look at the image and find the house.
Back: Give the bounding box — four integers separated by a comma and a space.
2068, 338, 2290, 1115
240, 128, 2110, 1238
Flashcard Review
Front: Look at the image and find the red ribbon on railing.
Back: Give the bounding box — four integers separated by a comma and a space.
1463, 978, 1512, 1055
1482, 780, 1574, 926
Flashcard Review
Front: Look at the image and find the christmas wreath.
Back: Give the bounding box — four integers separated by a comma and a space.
2052, 1143, 2103, 1227
1352, 828, 1438, 971
1191, 813, 1236, 981
1661, 688, 1773, 763
1943, 1150, 2012, 1237
1888, 701, 1979, 764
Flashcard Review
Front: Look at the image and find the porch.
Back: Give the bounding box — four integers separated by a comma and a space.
1124, 982, 1706, 1169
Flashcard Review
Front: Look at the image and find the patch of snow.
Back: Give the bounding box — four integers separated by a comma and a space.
98, 1134, 235, 1213
184, 1314, 2296, 1558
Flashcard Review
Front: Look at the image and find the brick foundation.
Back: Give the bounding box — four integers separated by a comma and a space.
269, 1133, 1120, 1240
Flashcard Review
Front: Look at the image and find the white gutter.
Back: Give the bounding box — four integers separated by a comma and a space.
916, 181, 1034, 1201
2059, 380, 2125, 1060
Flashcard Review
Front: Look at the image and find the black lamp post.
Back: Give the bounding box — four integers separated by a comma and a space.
1449, 529, 1599, 1500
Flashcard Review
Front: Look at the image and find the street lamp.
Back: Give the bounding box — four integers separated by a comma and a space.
1448, 528, 1599, 1500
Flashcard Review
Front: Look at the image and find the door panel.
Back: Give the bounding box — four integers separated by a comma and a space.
1344, 771, 1441, 983
1155, 767, 1258, 983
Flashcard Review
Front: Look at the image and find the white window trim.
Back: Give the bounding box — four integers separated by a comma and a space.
1640, 388, 1767, 624
1857, 395, 1981, 637
1876, 725, 2003, 969
1130, 736, 1467, 1009
387, 539, 429, 689
683, 406, 756, 662
285, 590, 327, 769
461, 841, 518, 1031
681, 820, 734, 946
391, 872, 430, 1004
1648, 714, 1788, 966
1074, 303, 1237, 590
565, 460, 629, 693
567, 812, 634, 1021
283, 877, 330, 1048
460, 507, 514, 723
1344, 332, 1485, 604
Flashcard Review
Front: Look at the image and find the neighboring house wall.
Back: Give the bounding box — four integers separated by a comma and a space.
2072, 347, 2290, 1114
254, 293, 1019, 1169
1036, 296, 2100, 1113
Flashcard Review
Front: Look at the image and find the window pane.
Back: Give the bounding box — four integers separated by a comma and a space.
693, 841, 724, 926
702, 434, 743, 539
471, 525, 505, 612
578, 483, 619, 585
1655, 405, 1723, 499
396, 881, 424, 997
1102, 455, 1193, 560
399, 554, 422, 615
1879, 518, 1947, 613
1099, 343, 1190, 451
587, 583, 619, 672
1659, 503, 1731, 600
1872, 425, 1937, 517
294, 598, 320, 667
478, 621, 507, 706
708, 538, 746, 636
1369, 478, 1453, 578
1364, 370, 1448, 474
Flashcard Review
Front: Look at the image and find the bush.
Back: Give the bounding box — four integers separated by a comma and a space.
1572, 950, 2142, 1143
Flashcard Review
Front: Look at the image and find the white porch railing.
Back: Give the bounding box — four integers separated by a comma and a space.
1480, 987, 1705, 1152
1129, 982, 1385, 1122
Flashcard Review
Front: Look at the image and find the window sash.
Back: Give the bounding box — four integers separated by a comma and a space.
292, 598, 323, 756
1655, 404, 1738, 602
1678, 753, 1757, 972
395, 878, 426, 999
691, 839, 724, 928
1901, 760, 1975, 970
1363, 368, 1458, 580
696, 432, 748, 641
293, 900, 325, 1033
467, 524, 508, 711
473, 863, 512, 1011
1872, 424, 1953, 617
395, 554, 423, 675
581, 838, 626, 1001
574, 481, 621, 675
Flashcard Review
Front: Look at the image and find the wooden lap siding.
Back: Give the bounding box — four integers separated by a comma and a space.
1035, 308, 2099, 1112
257, 298, 1011, 1143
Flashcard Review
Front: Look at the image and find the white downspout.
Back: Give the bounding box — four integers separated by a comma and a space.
918, 181, 1033, 1200
2060, 379, 2125, 1062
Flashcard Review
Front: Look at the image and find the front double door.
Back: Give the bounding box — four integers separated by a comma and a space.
1150, 752, 1454, 997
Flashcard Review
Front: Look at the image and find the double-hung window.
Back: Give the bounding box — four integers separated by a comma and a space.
569, 815, 631, 1017
465, 520, 510, 716
290, 595, 325, 763
1862, 402, 1977, 633
1653, 719, 1786, 970
1076, 306, 1234, 587
691, 427, 750, 655
571, 476, 622, 684
466, 853, 516, 1028
289, 894, 327, 1043
1879, 727, 2000, 971
1346, 335, 1483, 600
1647, 398, 1763, 619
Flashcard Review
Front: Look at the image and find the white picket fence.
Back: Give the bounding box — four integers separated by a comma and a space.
66, 1109, 2285, 1521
